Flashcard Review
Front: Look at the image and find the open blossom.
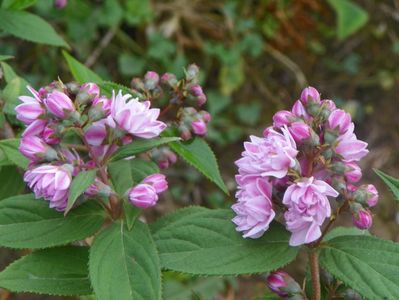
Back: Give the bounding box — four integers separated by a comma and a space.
22, 119, 47, 137
283, 177, 338, 246
232, 177, 275, 238
16, 86, 45, 124
108, 91, 166, 138
235, 126, 298, 179
24, 164, 73, 211
128, 183, 158, 208
335, 123, 368, 161
44, 90, 75, 118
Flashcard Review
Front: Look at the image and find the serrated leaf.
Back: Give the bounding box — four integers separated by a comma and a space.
168, 137, 228, 194
151, 207, 298, 275
0, 194, 105, 249
327, 0, 369, 40
66, 169, 97, 215
0, 138, 29, 169
99, 81, 143, 99
123, 201, 141, 231
324, 226, 370, 241
110, 137, 180, 162
62, 51, 102, 83
320, 235, 399, 299
0, 166, 25, 200
374, 169, 399, 201
0, 246, 91, 296
0, 9, 68, 47
89, 221, 161, 300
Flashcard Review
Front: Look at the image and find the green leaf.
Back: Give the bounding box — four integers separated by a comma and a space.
0, 194, 105, 249
324, 226, 370, 241
0, 55, 13, 61
108, 158, 159, 195
0, 61, 18, 82
1, 0, 37, 10
110, 137, 180, 162
89, 221, 161, 300
0, 9, 68, 47
151, 207, 298, 275
0, 246, 92, 296
374, 169, 399, 201
320, 235, 399, 299
66, 169, 97, 215
164, 277, 225, 300
0, 166, 25, 200
168, 137, 228, 194
327, 0, 369, 40
0, 138, 29, 169
2, 76, 29, 115
99, 81, 143, 99
62, 51, 102, 83
123, 201, 141, 231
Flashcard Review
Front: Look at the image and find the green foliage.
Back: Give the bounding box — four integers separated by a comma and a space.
1, 0, 37, 10
327, 0, 369, 40
0, 166, 25, 200
374, 169, 399, 201
89, 221, 161, 300
168, 137, 228, 194
66, 169, 97, 214
0, 194, 105, 249
320, 235, 399, 299
0, 9, 68, 47
63, 51, 102, 83
110, 137, 180, 162
0, 138, 29, 169
0, 246, 92, 296
164, 277, 226, 300
151, 207, 298, 275
324, 226, 370, 241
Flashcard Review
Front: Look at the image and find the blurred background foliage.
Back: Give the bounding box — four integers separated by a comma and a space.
1, 0, 399, 299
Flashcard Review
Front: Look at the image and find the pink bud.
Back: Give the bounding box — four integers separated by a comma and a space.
344, 162, 362, 183
20, 136, 57, 161
54, 0, 67, 8
300, 86, 320, 104
22, 119, 47, 137
197, 94, 207, 106
200, 111, 211, 122
273, 110, 294, 127
44, 90, 75, 118
352, 208, 373, 230
328, 109, 352, 133
191, 85, 204, 97
191, 120, 207, 136
43, 124, 61, 145
81, 83, 100, 99
84, 121, 107, 146
161, 73, 178, 87
128, 183, 158, 208
321, 99, 336, 111
143, 173, 168, 194
365, 184, 378, 207
292, 100, 311, 120
289, 122, 311, 142
144, 71, 160, 89
266, 271, 303, 298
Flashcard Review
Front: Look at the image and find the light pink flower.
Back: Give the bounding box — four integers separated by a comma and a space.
20, 136, 57, 162
128, 183, 158, 208
352, 208, 372, 229
300, 86, 320, 104
273, 110, 294, 127
92, 97, 112, 115
235, 126, 298, 179
232, 177, 275, 238
289, 122, 311, 142
292, 100, 311, 121
24, 164, 73, 211
81, 83, 100, 99
344, 162, 362, 183
365, 184, 378, 207
44, 90, 75, 118
328, 109, 352, 134
283, 177, 338, 246
16, 86, 45, 124
108, 91, 166, 138
85, 120, 107, 146
22, 119, 47, 137
335, 123, 368, 161
143, 173, 168, 194
191, 120, 207, 135
321, 99, 336, 111
43, 123, 61, 145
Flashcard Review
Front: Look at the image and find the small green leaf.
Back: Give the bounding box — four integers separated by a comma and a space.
0, 138, 29, 169
151, 207, 298, 275
0, 55, 13, 61
66, 169, 97, 215
168, 137, 228, 194
123, 201, 141, 231
320, 235, 399, 299
0, 166, 25, 200
374, 169, 399, 201
110, 137, 180, 162
0, 9, 68, 47
99, 81, 143, 99
324, 226, 370, 241
62, 51, 102, 83
0, 61, 19, 82
0, 246, 91, 296
327, 0, 369, 40
89, 221, 161, 300
0, 194, 105, 249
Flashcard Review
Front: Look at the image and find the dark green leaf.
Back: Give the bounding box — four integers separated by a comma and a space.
123, 201, 141, 231
66, 169, 97, 215
99, 81, 142, 99
0, 138, 29, 169
89, 221, 161, 300
324, 226, 370, 241
0, 166, 25, 200
62, 51, 102, 83
374, 169, 399, 201
1, 0, 37, 10
0, 194, 105, 249
0, 246, 91, 296
151, 207, 298, 275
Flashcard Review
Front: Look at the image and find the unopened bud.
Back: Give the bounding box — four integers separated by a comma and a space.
266, 271, 304, 298
300, 86, 320, 104
324, 129, 339, 144
344, 162, 362, 183
350, 203, 372, 230
65, 82, 80, 95
289, 122, 311, 142
130, 78, 145, 91
161, 73, 178, 87
273, 110, 295, 127
144, 71, 160, 90
76, 90, 92, 105
331, 161, 346, 175
186, 64, 199, 81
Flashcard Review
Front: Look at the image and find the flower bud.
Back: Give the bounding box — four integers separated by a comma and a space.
20, 136, 58, 162
328, 109, 352, 134
44, 90, 75, 119
143, 173, 168, 194
130, 78, 145, 91
85, 178, 112, 198
340, 288, 362, 300
200, 110, 211, 122
186, 64, 199, 81
54, 0, 67, 9
179, 125, 192, 140
300, 86, 320, 104
344, 162, 362, 183
266, 271, 303, 298
90, 97, 111, 119
81, 83, 100, 99
161, 73, 178, 87
288, 122, 310, 142
365, 184, 378, 207
351, 204, 372, 230
323, 129, 339, 144
65, 82, 80, 95
76, 90, 92, 105
144, 71, 160, 90
128, 183, 158, 208
43, 123, 61, 145
273, 110, 294, 127
331, 161, 346, 175
191, 120, 207, 136
291, 100, 311, 121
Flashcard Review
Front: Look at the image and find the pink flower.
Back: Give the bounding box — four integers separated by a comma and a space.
22, 119, 47, 137
43, 123, 61, 145
85, 120, 107, 146
292, 100, 311, 121
273, 110, 294, 127
365, 184, 378, 207
321, 99, 336, 111
267, 271, 302, 298
24, 164, 73, 211
289, 122, 311, 142
144, 71, 160, 89
300, 86, 320, 104
143, 173, 168, 194
108, 91, 166, 138
128, 183, 158, 208
16, 86, 45, 124
328, 109, 352, 133
352, 208, 372, 230
232, 177, 275, 238
81, 83, 100, 99
20, 136, 57, 162
335, 123, 368, 161
191, 120, 207, 135
92, 97, 112, 114
235, 126, 298, 179
44, 90, 75, 118
283, 177, 338, 246
344, 162, 362, 183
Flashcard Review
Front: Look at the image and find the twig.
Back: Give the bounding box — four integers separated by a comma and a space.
309, 249, 321, 300
85, 26, 118, 68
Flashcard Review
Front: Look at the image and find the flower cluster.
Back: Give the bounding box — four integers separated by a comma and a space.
233, 87, 378, 246
17, 80, 169, 212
